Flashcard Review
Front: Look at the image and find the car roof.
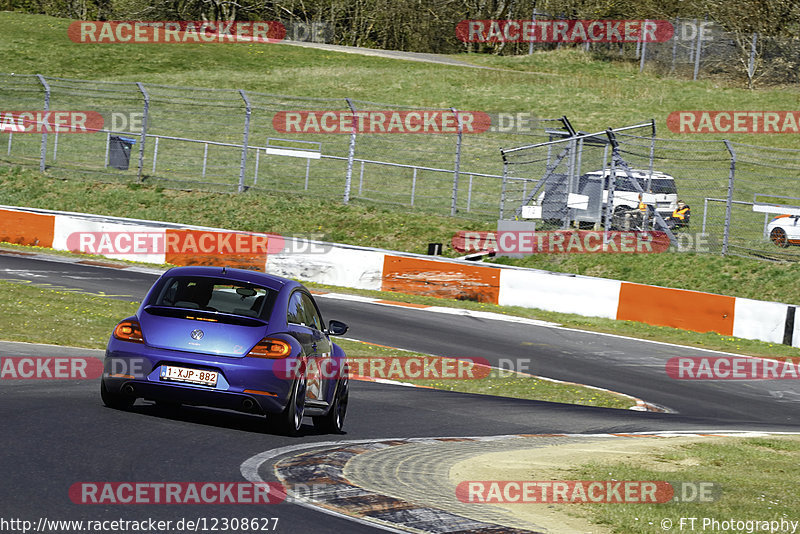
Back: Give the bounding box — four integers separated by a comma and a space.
160, 266, 298, 292
583, 169, 676, 180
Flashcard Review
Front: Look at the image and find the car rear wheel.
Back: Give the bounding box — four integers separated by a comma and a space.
274, 376, 306, 436
100, 380, 134, 410
313, 377, 348, 434
771, 227, 789, 248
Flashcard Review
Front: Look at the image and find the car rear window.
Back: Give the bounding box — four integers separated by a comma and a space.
148, 276, 277, 319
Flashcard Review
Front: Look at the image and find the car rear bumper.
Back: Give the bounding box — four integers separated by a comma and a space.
103, 339, 296, 414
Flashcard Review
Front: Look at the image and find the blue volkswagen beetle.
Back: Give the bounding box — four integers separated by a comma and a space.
101, 266, 349, 435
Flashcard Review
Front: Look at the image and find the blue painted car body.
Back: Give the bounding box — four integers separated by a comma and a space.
101, 266, 349, 434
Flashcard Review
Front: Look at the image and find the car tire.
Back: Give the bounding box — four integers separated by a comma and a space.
100, 380, 134, 410
771, 227, 790, 248
313, 376, 348, 434
274, 375, 306, 436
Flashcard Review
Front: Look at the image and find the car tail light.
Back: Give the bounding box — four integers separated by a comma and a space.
113, 320, 144, 343
246, 338, 292, 359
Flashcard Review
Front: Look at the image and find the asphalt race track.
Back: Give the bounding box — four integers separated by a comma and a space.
1, 251, 799, 533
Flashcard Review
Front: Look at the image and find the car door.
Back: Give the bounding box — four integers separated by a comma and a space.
298, 292, 334, 404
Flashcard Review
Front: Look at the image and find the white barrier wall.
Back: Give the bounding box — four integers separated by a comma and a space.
52, 215, 168, 264
499, 268, 623, 319
732, 298, 790, 345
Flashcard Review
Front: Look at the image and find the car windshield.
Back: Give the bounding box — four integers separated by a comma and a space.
148, 276, 276, 319
613, 176, 677, 194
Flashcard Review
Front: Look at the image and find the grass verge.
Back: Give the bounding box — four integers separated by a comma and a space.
0, 278, 633, 409
3, 165, 800, 305
575, 437, 800, 533
0, 279, 138, 347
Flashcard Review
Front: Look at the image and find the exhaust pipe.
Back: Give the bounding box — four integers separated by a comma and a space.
242, 398, 255, 410
122, 384, 135, 395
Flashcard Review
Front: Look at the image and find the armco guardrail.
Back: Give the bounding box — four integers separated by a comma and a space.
0, 204, 797, 348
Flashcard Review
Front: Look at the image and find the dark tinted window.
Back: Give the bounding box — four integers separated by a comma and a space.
300, 293, 323, 331
287, 291, 323, 330
649, 179, 678, 194
287, 292, 304, 325
150, 276, 276, 319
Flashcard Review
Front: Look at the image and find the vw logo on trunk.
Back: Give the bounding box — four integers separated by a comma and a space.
190, 329, 204, 340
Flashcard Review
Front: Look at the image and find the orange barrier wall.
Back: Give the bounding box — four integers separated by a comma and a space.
0, 209, 55, 247
381, 255, 500, 304
616, 282, 735, 335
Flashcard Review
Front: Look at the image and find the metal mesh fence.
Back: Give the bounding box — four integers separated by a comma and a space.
4, 73, 800, 260
0, 73, 570, 220
570, 19, 800, 85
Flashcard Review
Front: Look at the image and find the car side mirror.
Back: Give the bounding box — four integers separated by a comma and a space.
326, 319, 348, 336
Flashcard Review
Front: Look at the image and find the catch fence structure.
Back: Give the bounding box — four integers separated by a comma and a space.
501, 125, 800, 258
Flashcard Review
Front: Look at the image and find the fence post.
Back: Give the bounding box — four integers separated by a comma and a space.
722, 140, 736, 255
639, 20, 648, 72
499, 160, 508, 220
451, 107, 462, 216
238, 90, 251, 193
603, 131, 617, 242
136, 82, 149, 182
343, 98, 357, 204
748, 32, 758, 83
36, 74, 49, 172
670, 19, 678, 73
693, 19, 705, 80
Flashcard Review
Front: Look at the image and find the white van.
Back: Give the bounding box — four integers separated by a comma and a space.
583, 168, 679, 219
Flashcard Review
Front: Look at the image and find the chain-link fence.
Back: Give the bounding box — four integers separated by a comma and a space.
0, 73, 570, 220
501, 126, 800, 259
525, 19, 800, 87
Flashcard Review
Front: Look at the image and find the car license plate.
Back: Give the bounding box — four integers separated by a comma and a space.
160, 365, 218, 387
